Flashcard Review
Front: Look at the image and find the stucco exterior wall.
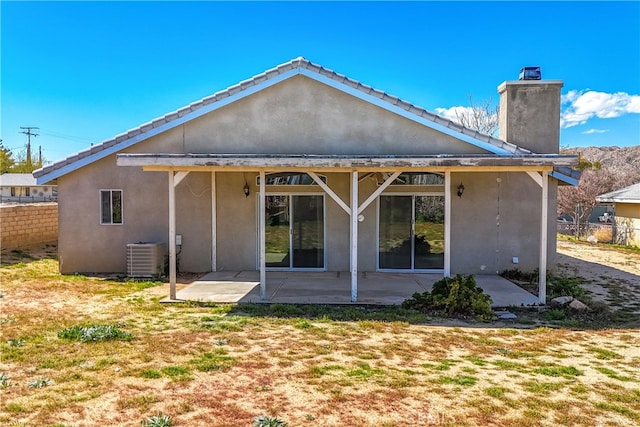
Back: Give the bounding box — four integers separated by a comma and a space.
615, 203, 640, 247
0, 203, 58, 249
499, 81, 562, 154
57, 155, 168, 274
55, 74, 560, 276
450, 171, 557, 274
142, 75, 486, 157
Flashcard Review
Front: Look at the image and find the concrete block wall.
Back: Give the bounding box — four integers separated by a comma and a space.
0, 203, 58, 249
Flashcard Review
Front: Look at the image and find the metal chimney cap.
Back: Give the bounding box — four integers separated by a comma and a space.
519, 66, 541, 80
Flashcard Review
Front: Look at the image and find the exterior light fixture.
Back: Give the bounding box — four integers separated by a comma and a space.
457, 183, 465, 198
243, 182, 250, 198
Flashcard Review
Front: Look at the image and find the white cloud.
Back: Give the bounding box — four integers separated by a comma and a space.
434, 106, 474, 123
561, 90, 640, 128
581, 128, 609, 135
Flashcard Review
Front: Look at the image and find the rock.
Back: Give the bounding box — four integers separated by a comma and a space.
587, 235, 598, 243
551, 296, 574, 306
569, 299, 589, 310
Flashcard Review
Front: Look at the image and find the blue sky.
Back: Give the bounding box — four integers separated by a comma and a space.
2, 1, 639, 164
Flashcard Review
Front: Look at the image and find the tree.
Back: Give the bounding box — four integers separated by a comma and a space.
6, 148, 45, 173
436, 95, 499, 136
0, 143, 15, 173
557, 168, 617, 237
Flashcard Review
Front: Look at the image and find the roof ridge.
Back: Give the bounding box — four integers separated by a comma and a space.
33, 57, 531, 180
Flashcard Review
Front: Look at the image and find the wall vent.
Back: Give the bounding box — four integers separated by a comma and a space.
127, 242, 165, 278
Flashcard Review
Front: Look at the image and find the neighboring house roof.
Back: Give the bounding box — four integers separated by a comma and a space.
596, 183, 640, 204
0, 173, 48, 187
33, 57, 574, 184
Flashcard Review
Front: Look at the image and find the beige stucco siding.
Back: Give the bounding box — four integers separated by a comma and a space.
57, 155, 168, 274
56, 74, 557, 276
615, 203, 640, 247
145, 75, 486, 156
450, 171, 557, 274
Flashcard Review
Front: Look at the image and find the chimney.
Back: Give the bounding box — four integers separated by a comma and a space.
498, 71, 563, 154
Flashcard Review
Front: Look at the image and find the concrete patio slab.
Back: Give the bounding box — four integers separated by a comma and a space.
166, 271, 540, 307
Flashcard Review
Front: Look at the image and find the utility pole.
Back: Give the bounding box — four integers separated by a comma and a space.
39, 146, 42, 166
19, 126, 39, 169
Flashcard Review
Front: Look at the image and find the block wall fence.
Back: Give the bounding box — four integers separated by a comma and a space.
0, 203, 58, 249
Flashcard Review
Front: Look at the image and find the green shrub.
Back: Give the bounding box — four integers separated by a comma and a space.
543, 308, 567, 321
547, 276, 586, 299
0, 372, 11, 388
253, 416, 287, 427
58, 324, 133, 342
402, 275, 493, 321
141, 412, 172, 427
28, 377, 52, 388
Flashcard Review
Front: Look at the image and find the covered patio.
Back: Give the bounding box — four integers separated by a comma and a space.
118, 153, 577, 306
166, 271, 540, 307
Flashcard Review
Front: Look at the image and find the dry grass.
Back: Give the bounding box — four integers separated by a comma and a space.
1, 245, 639, 426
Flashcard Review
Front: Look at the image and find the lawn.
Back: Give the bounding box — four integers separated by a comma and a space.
1, 247, 639, 426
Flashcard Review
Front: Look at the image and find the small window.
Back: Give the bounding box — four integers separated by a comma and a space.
385, 173, 445, 186
25, 187, 30, 197
10, 187, 28, 196
257, 172, 327, 186
100, 190, 123, 225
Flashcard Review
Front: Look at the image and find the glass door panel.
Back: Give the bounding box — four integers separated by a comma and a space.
292, 195, 324, 268
414, 196, 445, 269
379, 195, 412, 269
265, 195, 290, 268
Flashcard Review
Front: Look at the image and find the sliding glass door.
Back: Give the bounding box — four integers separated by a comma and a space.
378, 194, 444, 271
264, 194, 324, 270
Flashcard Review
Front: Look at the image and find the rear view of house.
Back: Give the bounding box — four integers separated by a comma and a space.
33, 58, 577, 303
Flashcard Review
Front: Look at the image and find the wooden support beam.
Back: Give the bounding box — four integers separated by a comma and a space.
174, 170, 190, 186
168, 172, 177, 300
350, 171, 358, 302
526, 171, 543, 187
358, 171, 401, 215
259, 170, 266, 300
119, 153, 576, 169
307, 171, 351, 215
211, 172, 217, 272
444, 171, 451, 277
539, 171, 549, 304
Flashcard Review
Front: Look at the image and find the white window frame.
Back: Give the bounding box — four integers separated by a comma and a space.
257, 192, 327, 271
376, 191, 445, 273
257, 172, 328, 186
100, 189, 124, 225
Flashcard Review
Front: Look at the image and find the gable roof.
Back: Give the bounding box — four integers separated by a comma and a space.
34, 57, 553, 184
596, 182, 640, 204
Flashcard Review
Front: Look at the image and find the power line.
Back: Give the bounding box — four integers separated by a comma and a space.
19, 126, 39, 167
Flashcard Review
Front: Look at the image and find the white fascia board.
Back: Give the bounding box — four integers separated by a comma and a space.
299, 69, 512, 156
596, 197, 640, 204
36, 69, 302, 185
550, 170, 579, 186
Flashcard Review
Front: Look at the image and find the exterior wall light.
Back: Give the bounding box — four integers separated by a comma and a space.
243, 182, 250, 198
457, 183, 465, 198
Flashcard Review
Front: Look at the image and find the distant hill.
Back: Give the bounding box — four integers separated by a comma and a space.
561, 145, 640, 185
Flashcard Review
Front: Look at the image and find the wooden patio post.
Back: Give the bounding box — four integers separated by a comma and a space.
351, 170, 358, 302
539, 171, 549, 304
259, 170, 266, 300
168, 171, 177, 300
444, 171, 451, 277
211, 171, 217, 272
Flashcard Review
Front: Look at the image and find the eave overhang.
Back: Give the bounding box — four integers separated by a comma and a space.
117, 153, 577, 172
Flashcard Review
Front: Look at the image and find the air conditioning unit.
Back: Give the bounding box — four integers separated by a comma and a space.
127, 242, 165, 278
